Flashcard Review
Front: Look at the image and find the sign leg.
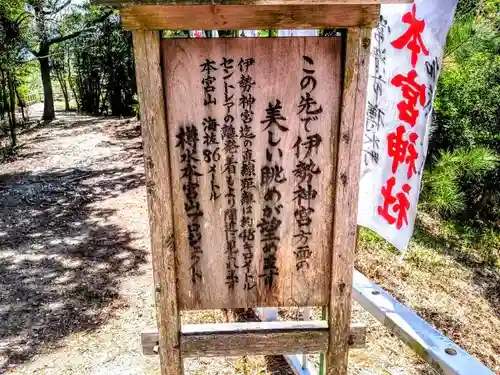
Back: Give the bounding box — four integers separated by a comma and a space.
326, 27, 371, 375
132, 30, 183, 375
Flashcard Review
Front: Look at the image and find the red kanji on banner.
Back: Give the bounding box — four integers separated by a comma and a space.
405, 133, 419, 178
391, 69, 426, 127
377, 177, 412, 229
387, 125, 419, 178
391, 4, 429, 68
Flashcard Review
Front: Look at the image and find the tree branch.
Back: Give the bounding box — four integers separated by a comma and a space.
48, 28, 90, 45
28, 48, 39, 57
47, 10, 114, 46
21, 40, 39, 57
444, 33, 475, 58
15, 11, 33, 25
41, 0, 72, 16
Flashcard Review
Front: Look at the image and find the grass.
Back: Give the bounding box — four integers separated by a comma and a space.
54, 99, 78, 111
356, 211, 500, 371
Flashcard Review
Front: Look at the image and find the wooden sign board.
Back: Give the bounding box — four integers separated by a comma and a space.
108, 2, 411, 373
163, 37, 342, 310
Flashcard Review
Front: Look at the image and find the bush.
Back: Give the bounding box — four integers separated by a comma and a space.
422, 148, 498, 217
425, 3, 500, 222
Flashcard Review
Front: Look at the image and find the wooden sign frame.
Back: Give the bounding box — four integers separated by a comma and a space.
135, 27, 368, 375
94, 1, 410, 374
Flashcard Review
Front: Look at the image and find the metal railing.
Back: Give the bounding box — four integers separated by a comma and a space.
257, 270, 494, 375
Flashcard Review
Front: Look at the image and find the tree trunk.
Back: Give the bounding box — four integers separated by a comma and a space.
57, 71, 70, 111
0, 74, 5, 121
15, 86, 27, 122
69, 78, 80, 110
101, 89, 109, 115
0, 70, 8, 128
7, 72, 17, 148
67, 48, 80, 110
39, 44, 55, 121
63, 85, 70, 111
94, 75, 101, 116
2, 70, 11, 131
21, 106, 26, 123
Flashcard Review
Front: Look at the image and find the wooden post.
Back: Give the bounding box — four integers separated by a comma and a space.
132, 30, 183, 375
326, 27, 371, 375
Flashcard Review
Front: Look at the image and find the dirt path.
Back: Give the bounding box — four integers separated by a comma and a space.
1, 109, 440, 375
0, 108, 162, 374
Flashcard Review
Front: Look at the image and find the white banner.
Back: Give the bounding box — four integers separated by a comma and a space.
189, 30, 206, 38
189, 30, 219, 38
278, 30, 319, 37
357, 0, 458, 250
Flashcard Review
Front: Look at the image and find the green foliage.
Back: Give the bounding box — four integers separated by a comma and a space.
358, 227, 399, 255
0, 0, 30, 148
64, 8, 136, 116
434, 220, 500, 267
359, 216, 500, 269
255, 30, 278, 37
131, 94, 140, 119
432, 44, 500, 154
425, 0, 500, 222
15, 60, 40, 104
478, 227, 500, 267
422, 148, 498, 216
0, 0, 27, 77
421, 0, 500, 264
163, 30, 189, 38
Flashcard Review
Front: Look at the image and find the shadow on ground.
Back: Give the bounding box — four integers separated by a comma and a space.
229, 309, 295, 375
14, 111, 123, 144
412, 220, 500, 319
0, 165, 147, 370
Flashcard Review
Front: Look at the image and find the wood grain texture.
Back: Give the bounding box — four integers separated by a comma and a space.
141, 322, 367, 356
96, 0, 411, 6
163, 37, 342, 310
132, 30, 182, 375
121, 4, 380, 30
326, 28, 371, 375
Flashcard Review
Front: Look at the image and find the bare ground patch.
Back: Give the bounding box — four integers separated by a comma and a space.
0, 110, 497, 374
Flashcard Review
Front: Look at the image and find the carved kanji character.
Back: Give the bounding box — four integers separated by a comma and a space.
261, 100, 288, 132
200, 59, 217, 75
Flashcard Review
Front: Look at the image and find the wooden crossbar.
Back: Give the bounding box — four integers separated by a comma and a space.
96, 0, 413, 6
142, 321, 367, 357
121, 4, 380, 30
